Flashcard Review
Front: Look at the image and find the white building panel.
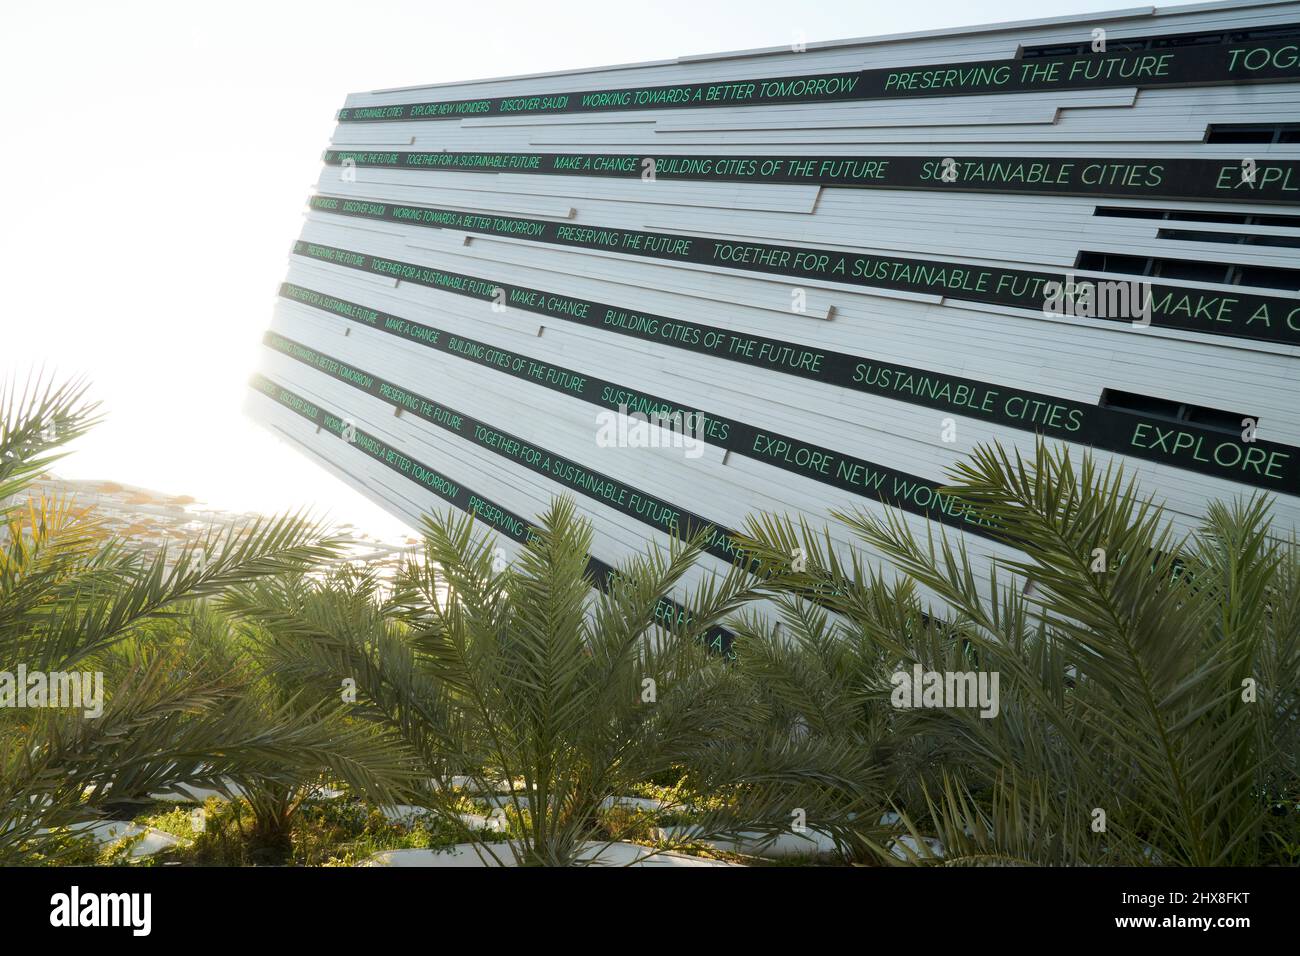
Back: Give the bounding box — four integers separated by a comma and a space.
252, 1, 1300, 632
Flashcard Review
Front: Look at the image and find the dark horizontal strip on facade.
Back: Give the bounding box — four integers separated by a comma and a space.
321, 149, 1300, 204
248, 372, 736, 654
283, 254, 1298, 498
262, 329, 751, 567
334, 36, 1300, 122
262, 320, 999, 538
308, 194, 1300, 346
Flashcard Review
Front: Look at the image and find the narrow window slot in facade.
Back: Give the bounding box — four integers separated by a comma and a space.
1100, 388, 1250, 435
1205, 123, 1300, 144
1094, 208, 1300, 229
1157, 228, 1300, 250
1075, 251, 1300, 291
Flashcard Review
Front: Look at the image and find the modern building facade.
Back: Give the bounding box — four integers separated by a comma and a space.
249, 0, 1300, 629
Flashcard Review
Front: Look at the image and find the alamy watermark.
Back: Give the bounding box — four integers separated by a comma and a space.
890, 664, 1000, 718
595, 403, 706, 459
1043, 273, 1152, 327
0, 665, 104, 718
50, 886, 151, 936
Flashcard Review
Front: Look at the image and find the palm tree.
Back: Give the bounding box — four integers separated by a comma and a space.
161, 599, 418, 862
735, 440, 1300, 866
228, 497, 875, 865
722, 575, 944, 863
0, 374, 412, 863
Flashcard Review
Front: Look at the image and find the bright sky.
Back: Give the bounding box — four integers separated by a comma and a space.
1, 0, 1127, 537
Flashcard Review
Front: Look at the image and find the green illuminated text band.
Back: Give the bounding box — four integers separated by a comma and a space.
277, 279, 1300, 497
322, 149, 1300, 204
307, 194, 1300, 346
262, 330, 752, 566
261, 325, 998, 537
249, 373, 735, 653
335, 37, 1300, 121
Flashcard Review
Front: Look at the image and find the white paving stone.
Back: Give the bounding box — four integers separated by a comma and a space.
364, 841, 740, 867
378, 805, 507, 832
599, 795, 668, 813
61, 821, 183, 859
149, 780, 245, 802
655, 825, 839, 859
